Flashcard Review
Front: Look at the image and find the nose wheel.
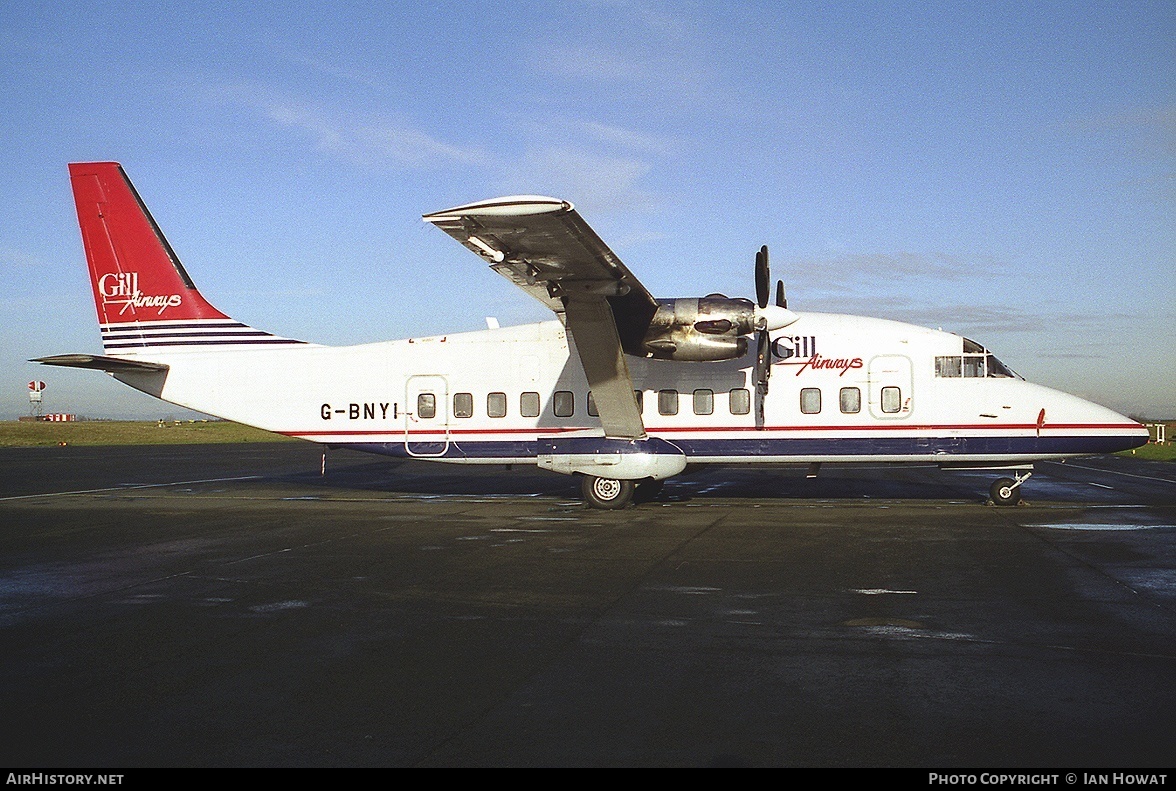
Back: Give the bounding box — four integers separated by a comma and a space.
990, 471, 1032, 506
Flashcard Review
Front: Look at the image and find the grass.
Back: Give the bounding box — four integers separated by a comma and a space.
1117, 443, 1176, 462
0, 420, 296, 448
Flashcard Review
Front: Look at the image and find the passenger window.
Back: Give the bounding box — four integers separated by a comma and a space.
839, 387, 861, 414
587, 392, 598, 417
634, 390, 644, 411
453, 392, 473, 418
729, 388, 750, 415
658, 389, 679, 416
487, 392, 507, 418
553, 390, 574, 418
417, 393, 436, 419
800, 387, 821, 414
520, 391, 540, 418
881, 386, 901, 413
693, 389, 714, 415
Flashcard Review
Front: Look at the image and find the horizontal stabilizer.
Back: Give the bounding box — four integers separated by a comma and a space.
32, 354, 170, 374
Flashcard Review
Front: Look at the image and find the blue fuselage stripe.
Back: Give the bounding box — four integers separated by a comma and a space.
337, 433, 1144, 461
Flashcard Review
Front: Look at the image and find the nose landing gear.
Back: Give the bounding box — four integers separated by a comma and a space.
990, 471, 1032, 506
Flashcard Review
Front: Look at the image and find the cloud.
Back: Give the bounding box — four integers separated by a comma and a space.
1064, 105, 1176, 202
0, 247, 51, 272
207, 71, 683, 218
576, 120, 679, 157
802, 295, 1125, 339
492, 114, 678, 212
272, 51, 394, 94
1066, 105, 1176, 158
544, 45, 645, 83
532, 4, 730, 114
214, 81, 675, 212
217, 85, 492, 170
582, 0, 692, 39
783, 251, 989, 296
264, 101, 492, 169
1034, 352, 1104, 360
1118, 171, 1176, 204
498, 147, 656, 213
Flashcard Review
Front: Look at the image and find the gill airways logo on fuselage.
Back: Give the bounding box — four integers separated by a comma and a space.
772, 335, 864, 377
98, 272, 182, 315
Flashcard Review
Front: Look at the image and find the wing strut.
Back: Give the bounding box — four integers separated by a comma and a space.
562, 297, 646, 440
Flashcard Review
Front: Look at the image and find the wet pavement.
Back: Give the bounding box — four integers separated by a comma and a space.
1, 443, 1173, 766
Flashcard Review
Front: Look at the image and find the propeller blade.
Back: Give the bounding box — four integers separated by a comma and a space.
755, 328, 772, 389
755, 245, 769, 309
775, 279, 787, 309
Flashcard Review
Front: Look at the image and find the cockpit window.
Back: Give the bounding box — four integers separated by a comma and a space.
986, 354, 1016, 378
936, 338, 1021, 379
935, 356, 962, 377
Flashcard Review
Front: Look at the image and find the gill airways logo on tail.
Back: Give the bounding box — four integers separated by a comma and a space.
98, 272, 182, 315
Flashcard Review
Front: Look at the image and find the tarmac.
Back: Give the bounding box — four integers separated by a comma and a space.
1, 442, 1174, 767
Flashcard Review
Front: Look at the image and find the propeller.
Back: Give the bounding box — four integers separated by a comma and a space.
752, 245, 787, 392
753, 245, 788, 316
754, 246, 770, 309
754, 327, 771, 390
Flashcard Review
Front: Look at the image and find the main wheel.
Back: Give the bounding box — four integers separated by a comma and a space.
990, 477, 1021, 507
581, 475, 635, 510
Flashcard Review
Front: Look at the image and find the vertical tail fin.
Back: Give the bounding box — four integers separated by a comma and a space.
69, 162, 304, 353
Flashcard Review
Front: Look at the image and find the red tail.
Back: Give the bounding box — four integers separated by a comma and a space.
68, 163, 306, 353
69, 162, 228, 325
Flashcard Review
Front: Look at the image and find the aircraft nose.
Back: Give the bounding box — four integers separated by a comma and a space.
1060, 394, 1150, 453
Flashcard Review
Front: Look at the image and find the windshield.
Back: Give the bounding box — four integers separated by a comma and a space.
934, 338, 1022, 379
985, 353, 1017, 378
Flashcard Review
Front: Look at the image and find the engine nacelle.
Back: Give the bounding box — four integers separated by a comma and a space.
640, 297, 755, 361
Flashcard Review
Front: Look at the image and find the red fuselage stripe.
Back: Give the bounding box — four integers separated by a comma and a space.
281, 422, 1143, 438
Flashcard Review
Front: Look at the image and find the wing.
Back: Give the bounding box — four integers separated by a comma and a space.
422, 196, 658, 335
424, 196, 654, 440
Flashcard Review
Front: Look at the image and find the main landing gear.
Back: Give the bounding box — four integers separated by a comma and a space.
990, 471, 1032, 507
580, 475, 635, 509
579, 476, 665, 509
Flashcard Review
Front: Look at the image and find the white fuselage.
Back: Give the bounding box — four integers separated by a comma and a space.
111, 312, 1146, 467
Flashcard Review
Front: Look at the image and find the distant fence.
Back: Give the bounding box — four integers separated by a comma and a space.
1147, 423, 1169, 444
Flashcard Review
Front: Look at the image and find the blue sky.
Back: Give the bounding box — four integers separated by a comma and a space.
2, 0, 1173, 419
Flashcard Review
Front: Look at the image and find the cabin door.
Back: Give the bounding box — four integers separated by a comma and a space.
867, 355, 913, 419
404, 375, 450, 457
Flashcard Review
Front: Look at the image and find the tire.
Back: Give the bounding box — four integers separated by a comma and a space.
990, 477, 1021, 507
581, 475, 636, 510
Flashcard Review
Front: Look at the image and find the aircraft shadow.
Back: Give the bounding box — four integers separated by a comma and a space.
277, 453, 992, 505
